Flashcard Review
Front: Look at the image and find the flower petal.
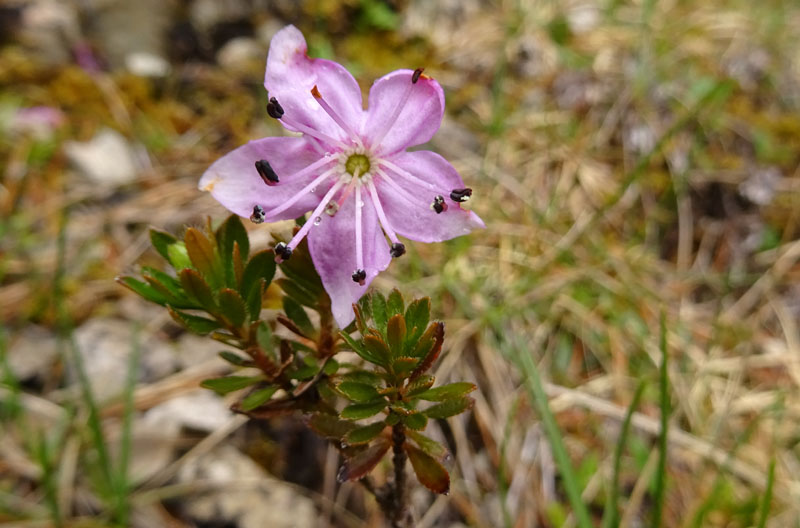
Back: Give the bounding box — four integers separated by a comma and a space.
265, 25, 363, 144
199, 136, 333, 220
374, 150, 485, 242
363, 69, 445, 156
308, 194, 391, 328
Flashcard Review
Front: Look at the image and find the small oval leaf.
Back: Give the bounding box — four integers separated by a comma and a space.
415, 382, 477, 402
337, 438, 391, 482
405, 444, 450, 494
337, 381, 381, 402
179, 268, 217, 312
218, 288, 247, 328
424, 397, 474, 419
168, 307, 221, 335
240, 385, 279, 411
344, 421, 387, 445
308, 413, 356, 440
200, 375, 262, 395
387, 314, 406, 358
341, 399, 388, 420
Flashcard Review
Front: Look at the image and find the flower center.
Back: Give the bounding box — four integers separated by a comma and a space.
345, 154, 370, 177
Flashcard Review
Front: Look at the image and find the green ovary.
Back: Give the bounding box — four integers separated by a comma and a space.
345, 154, 370, 177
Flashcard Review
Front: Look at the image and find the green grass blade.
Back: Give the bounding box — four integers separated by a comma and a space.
515, 340, 594, 528
601, 381, 645, 528
653, 313, 669, 528
756, 458, 775, 528
497, 394, 522, 528
113, 325, 140, 525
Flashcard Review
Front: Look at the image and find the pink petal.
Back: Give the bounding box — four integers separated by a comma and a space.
265, 25, 364, 144
363, 69, 445, 156
199, 136, 330, 220
375, 150, 485, 242
308, 196, 391, 328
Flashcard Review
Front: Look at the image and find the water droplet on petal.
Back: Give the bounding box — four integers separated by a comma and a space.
358, 200, 364, 207
313, 216, 322, 225
325, 201, 339, 216
311, 187, 317, 193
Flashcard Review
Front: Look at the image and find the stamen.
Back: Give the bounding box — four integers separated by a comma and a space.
365, 179, 402, 253
450, 188, 472, 202
267, 97, 284, 119
261, 163, 337, 220
390, 243, 406, 258
431, 195, 447, 214
250, 205, 266, 224
355, 183, 364, 274
351, 269, 366, 285
274, 242, 292, 262
412, 68, 424, 84
369, 69, 421, 150
255, 159, 279, 185
285, 178, 347, 252
311, 85, 361, 143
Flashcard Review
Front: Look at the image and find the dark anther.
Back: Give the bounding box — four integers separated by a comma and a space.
412, 68, 424, 84
311, 85, 322, 99
267, 97, 284, 119
274, 242, 292, 261
255, 159, 280, 185
250, 205, 266, 224
450, 188, 472, 203
351, 268, 366, 285
390, 242, 406, 258
431, 195, 448, 214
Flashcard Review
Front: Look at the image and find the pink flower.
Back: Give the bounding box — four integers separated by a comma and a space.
199, 25, 485, 327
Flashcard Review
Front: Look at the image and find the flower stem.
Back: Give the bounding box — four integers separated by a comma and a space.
390, 423, 409, 528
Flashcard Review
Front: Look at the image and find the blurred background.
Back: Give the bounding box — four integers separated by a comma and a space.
3, 0, 800, 526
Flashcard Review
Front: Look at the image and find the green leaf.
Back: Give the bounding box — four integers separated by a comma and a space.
371, 292, 388, 332
166, 242, 192, 270
218, 351, 250, 366
405, 375, 435, 397
415, 382, 477, 402
255, 322, 276, 362
386, 314, 406, 358
363, 335, 391, 368
184, 227, 221, 285
117, 276, 169, 305
409, 322, 445, 379
216, 214, 250, 262
240, 250, 277, 300
142, 267, 193, 307
337, 438, 391, 482
404, 297, 430, 345
405, 444, 450, 494
340, 370, 384, 386
275, 277, 318, 308
278, 240, 324, 296
424, 397, 474, 419
283, 297, 315, 338
240, 385, 279, 411
392, 357, 418, 377
344, 421, 386, 445
216, 216, 250, 288
218, 288, 247, 328
402, 411, 427, 431
323, 358, 340, 375
167, 307, 221, 334
201, 375, 262, 395
387, 288, 404, 317
407, 430, 450, 463
309, 413, 357, 440
337, 381, 380, 402
246, 278, 264, 320
288, 363, 318, 380
179, 268, 216, 312
341, 399, 388, 420
150, 228, 178, 262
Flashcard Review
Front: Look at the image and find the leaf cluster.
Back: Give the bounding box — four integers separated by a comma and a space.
118, 216, 476, 497
315, 290, 476, 495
